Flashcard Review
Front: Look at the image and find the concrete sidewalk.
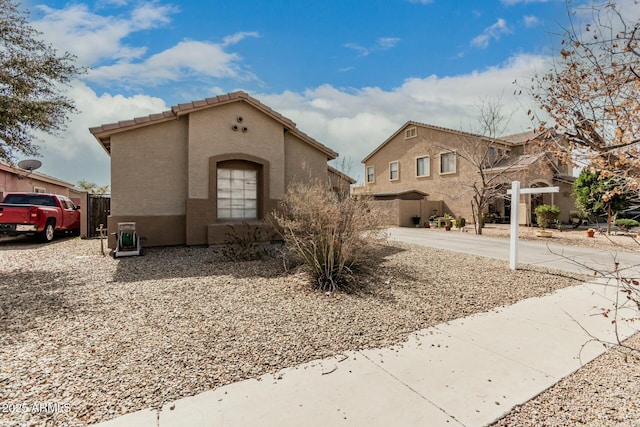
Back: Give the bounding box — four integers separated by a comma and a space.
94, 229, 640, 427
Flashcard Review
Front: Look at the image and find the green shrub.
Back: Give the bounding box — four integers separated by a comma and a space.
270, 181, 385, 292
444, 214, 452, 228
615, 218, 640, 231
534, 204, 560, 229
456, 217, 466, 228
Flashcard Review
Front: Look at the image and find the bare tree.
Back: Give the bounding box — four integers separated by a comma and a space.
440, 98, 530, 235
526, 0, 640, 195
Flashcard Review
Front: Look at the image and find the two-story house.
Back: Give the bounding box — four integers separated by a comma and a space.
358, 121, 576, 227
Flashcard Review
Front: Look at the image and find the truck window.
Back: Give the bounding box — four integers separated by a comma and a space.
3, 194, 57, 206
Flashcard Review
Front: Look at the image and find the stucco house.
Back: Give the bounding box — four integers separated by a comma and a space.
357, 121, 576, 227
90, 91, 349, 248
0, 162, 82, 204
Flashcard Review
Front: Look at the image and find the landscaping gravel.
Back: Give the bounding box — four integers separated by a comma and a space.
493, 333, 640, 427
0, 237, 598, 426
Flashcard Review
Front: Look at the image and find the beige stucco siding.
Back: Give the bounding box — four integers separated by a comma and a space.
187, 102, 285, 200
364, 124, 578, 225
364, 126, 477, 219
110, 119, 188, 216
284, 132, 329, 186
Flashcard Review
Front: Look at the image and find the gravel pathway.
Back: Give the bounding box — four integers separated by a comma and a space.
0, 237, 603, 426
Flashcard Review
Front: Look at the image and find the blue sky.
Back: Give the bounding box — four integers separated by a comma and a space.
15, 0, 639, 186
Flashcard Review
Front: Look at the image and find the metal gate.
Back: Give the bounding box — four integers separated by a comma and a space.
87, 194, 111, 237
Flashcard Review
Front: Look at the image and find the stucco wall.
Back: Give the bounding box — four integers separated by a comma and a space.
187, 102, 286, 200
0, 170, 76, 200
110, 118, 188, 216
363, 125, 575, 224
363, 126, 479, 220
284, 132, 328, 186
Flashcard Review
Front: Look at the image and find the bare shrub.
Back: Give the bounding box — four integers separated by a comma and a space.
270, 181, 386, 292
219, 223, 276, 261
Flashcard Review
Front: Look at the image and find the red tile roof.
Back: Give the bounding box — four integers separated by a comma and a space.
90, 91, 337, 159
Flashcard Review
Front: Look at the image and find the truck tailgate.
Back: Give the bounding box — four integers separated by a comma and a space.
0, 204, 34, 224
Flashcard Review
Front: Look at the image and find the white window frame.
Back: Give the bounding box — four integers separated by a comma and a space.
389, 161, 400, 181
439, 151, 457, 175
217, 168, 258, 220
416, 156, 430, 177
366, 166, 375, 184
33, 186, 46, 193
405, 127, 417, 139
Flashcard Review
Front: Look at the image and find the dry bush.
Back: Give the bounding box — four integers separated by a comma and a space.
219, 223, 276, 261
270, 181, 386, 292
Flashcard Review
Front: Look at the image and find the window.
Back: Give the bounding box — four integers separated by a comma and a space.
405, 127, 417, 139
33, 186, 45, 193
366, 166, 375, 183
217, 169, 257, 219
389, 161, 399, 181
440, 152, 456, 174
416, 156, 430, 177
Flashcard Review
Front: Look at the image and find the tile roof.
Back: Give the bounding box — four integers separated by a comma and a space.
90, 91, 337, 159
484, 152, 547, 173
499, 130, 541, 144
328, 165, 356, 184
362, 120, 514, 163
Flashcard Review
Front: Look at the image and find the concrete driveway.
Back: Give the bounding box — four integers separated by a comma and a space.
384, 227, 640, 278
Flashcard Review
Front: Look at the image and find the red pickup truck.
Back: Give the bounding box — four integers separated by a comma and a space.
0, 193, 81, 242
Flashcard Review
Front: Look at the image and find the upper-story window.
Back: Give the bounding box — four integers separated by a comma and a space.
366, 166, 375, 183
416, 156, 430, 177
440, 152, 456, 175
33, 186, 45, 193
389, 161, 399, 181
405, 127, 417, 139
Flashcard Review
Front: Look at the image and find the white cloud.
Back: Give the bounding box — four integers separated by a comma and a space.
32, 3, 178, 66
34, 52, 551, 187
35, 81, 168, 186
471, 18, 510, 49
222, 31, 260, 47
377, 37, 401, 49
86, 39, 255, 86
257, 53, 549, 183
345, 37, 401, 57
32, 3, 258, 89
523, 15, 541, 28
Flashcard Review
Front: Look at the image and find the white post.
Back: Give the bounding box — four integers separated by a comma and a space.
507, 183, 559, 270
509, 181, 520, 270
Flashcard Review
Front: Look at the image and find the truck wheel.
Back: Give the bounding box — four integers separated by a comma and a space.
38, 221, 55, 243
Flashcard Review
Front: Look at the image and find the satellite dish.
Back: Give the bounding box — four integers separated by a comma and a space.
17, 159, 42, 172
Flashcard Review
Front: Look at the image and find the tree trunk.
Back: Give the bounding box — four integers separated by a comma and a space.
473, 199, 483, 235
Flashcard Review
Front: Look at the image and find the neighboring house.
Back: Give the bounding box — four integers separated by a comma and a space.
90, 91, 347, 248
357, 121, 576, 227
328, 165, 356, 199
0, 162, 82, 204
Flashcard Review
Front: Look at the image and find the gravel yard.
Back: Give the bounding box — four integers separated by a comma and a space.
477, 223, 640, 252
0, 236, 620, 426
493, 333, 640, 427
